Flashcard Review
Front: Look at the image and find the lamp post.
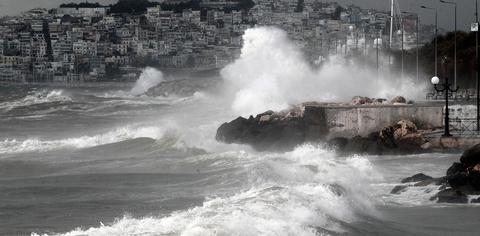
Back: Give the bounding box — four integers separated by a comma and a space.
421, 5, 438, 77
432, 57, 459, 137
440, 0, 457, 88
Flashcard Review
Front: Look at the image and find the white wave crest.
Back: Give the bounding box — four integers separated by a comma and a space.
130, 67, 165, 96
0, 90, 72, 111
37, 145, 381, 236
0, 125, 169, 155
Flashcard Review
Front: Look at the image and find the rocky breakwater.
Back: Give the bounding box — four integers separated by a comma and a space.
216, 96, 431, 153
392, 144, 480, 203
329, 119, 429, 154
216, 104, 326, 151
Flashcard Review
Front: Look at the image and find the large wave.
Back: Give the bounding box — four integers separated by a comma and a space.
221, 26, 425, 116
33, 145, 382, 236
0, 90, 72, 111
0, 124, 173, 155
130, 67, 165, 96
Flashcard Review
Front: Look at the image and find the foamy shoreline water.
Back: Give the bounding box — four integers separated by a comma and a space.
1, 26, 474, 236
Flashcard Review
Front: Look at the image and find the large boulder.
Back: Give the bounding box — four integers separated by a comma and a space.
216, 116, 253, 144
446, 162, 465, 176
402, 144, 480, 204
394, 120, 417, 139
328, 119, 427, 155
434, 188, 469, 204
215, 111, 307, 151
459, 143, 480, 167
390, 96, 407, 104
351, 96, 372, 105
401, 173, 433, 183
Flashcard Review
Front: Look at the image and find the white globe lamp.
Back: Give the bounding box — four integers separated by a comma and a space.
431, 76, 440, 85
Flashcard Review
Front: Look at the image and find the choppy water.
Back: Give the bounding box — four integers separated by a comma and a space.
0, 84, 478, 236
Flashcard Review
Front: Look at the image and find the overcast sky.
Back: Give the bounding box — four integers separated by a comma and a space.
0, 0, 476, 31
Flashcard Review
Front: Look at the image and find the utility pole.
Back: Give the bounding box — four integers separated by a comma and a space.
421, 5, 438, 76
345, 34, 347, 55
440, 0, 457, 87
364, 30, 367, 56
416, 14, 419, 82
401, 22, 404, 80
389, 0, 394, 65
377, 30, 380, 80
477, 0, 480, 131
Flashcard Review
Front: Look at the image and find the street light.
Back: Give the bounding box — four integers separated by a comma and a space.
440, 0, 457, 88
432, 57, 459, 137
421, 5, 438, 77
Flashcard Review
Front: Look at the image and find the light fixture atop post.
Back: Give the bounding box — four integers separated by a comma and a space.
432, 57, 459, 137
431, 76, 440, 85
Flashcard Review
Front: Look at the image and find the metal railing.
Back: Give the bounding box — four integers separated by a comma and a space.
449, 117, 480, 136
426, 89, 477, 101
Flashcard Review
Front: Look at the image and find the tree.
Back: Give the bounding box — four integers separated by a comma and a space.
109, 0, 159, 14
295, 0, 304, 13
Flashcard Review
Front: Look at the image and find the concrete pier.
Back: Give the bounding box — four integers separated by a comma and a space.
304, 104, 444, 139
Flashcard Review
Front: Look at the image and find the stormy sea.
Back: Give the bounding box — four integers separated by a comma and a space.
1, 27, 479, 236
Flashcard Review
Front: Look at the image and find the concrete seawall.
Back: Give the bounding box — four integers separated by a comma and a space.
217, 103, 479, 152
304, 104, 444, 139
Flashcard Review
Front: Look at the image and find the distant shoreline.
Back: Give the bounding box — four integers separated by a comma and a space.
0, 81, 135, 88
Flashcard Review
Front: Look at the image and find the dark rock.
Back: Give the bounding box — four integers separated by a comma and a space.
327, 137, 349, 149
414, 177, 446, 186
328, 184, 347, 196
468, 164, 480, 190
395, 133, 426, 151
433, 188, 469, 204
460, 143, 480, 167
446, 162, 465, 176
447, 172, 469, 188
471, 197, 480, 203
215, 113, 307, 151
390, 185, 408, 194
379, 125, 396, 148
401, 173, 433, 183
216, 116, 252, 144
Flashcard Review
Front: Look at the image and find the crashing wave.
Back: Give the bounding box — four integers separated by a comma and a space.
130, 67, 165, 96
221, 26, 425, 116
33, 145, 381, 236
0, 90, 72, 111
0, 124, 172, 155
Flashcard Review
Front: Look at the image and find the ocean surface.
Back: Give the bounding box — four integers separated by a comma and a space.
0, 84, 479, 236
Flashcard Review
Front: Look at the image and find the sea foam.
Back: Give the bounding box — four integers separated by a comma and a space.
221, 26, 425, 116
130, 67, 165, 96
0, 90, 72, 111
33, 145, 381, 236
0, 124, 170, 155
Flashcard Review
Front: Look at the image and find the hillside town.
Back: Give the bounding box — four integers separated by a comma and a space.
0, 0, 431, 83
